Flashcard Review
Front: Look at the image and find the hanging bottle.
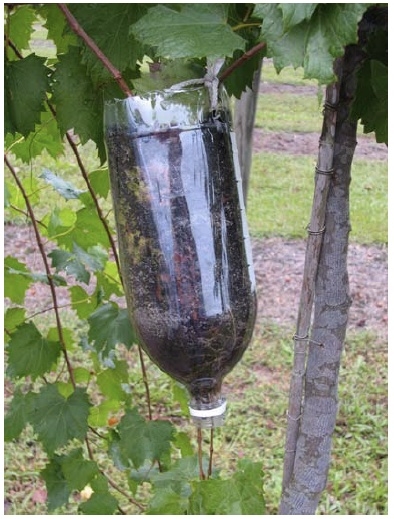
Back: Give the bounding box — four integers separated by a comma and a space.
104, 85, 257, 428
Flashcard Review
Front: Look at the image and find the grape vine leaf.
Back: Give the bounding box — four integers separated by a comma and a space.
39, 3, 77, 54
70, 286, 99, 319
96, 360, 130, 401
69, 4, 147, 82
61, 448, 99, 491
41, 169, 85, 200
5, 111, 64, 163
51, 46, 106, 162
279, 3, 318, 30
147, 487, 189, 515
49, 243, 106, 285
118, 408, 175, 469
89, 169, 110, 199
28, 385, 91, 454
6, 4, 36, 56
6, 322, 62, 380
4, 307, 26, 342
5, 54, 49, 136
78, 474, 118, 515
351, 59, 388, 144
88, 399, 121, 428
41, 456, 71, 511
131, 4, 246, 59
55, 206, 110, 251
4, 388, 28, 441
48, 249, 90, 284
4, 256, 32, 304
88, 303, 136, 357
256, 3, 368, 83
189, 459, 265, 515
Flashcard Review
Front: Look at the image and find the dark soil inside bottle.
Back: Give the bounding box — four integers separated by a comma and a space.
106, 120, 257, 400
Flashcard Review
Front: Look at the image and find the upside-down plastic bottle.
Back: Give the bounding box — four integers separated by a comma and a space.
104, 85, 257, 428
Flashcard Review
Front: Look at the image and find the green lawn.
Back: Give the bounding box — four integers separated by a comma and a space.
247, 152, 388, 244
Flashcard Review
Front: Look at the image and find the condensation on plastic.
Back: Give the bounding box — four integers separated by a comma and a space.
104, 86, 257, 428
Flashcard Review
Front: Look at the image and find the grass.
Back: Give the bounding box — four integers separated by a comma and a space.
247, 153, 388, 244
255, 92, 323, 133
4, 59, 387, 515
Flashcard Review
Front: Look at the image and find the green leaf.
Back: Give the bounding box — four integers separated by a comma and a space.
40, 4, 77, 54
48, 248, 90, 284
171, 381, 190, 416
88, 399, 121, 428
70, 286, 99, 319
257, 3, 369, 83
61, 449, 99, 491
88, 303, 135, 357
6, 111, 64, 163
303, 4, 368, 82
42, 206, 77, 241
131, 4, 245, 59
29, 385, 91, 454
51, 46, 105, 161
6, 322, 62, 380
6, 5, 36, 55
56, 207, 110, 251
70, 4, 147, 82
4, 307, 26, 341
279, 3, 318, 30
96, 261, 124, 298
41, 169, 85, 200
89, 169, 110, 199
172, 431, 194, 458
352, 59, 388, 144
118, 408, 175, 469
189, 459, 265, 515
147, 487, 189, 515
49, 244, 105, 285
5, 54, 49, 137
78, 473, 118, 515
4, 389, 28, 441
151, 455, 202, 494
4, 256, 32, 304
96, 360, 129, 401
41, 456, 70, 511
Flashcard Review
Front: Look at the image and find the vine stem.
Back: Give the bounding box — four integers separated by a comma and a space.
197, 428, 206, 480
219, 41, 266, 83
4, 154, 76, 389
137, 345, 153, 422
57, 3, 133, 97
208, 428, 214, 478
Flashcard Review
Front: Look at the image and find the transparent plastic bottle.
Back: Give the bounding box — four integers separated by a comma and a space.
104, 86, 257, 428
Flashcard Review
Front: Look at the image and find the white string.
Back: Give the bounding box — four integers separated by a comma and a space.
169, 58, 225, 112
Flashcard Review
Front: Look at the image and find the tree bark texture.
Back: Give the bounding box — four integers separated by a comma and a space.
279, 42, 365, 515
234, 59, 263, 204
281, 77, 341, 492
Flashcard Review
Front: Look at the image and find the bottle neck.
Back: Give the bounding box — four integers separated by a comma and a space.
188, 378, 226, 428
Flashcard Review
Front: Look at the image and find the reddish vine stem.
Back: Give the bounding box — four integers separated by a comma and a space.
5, 154, 76, 389
197, 428, 206, 480
219, 41, 266, 83
137, 345, 154, 422
57, 3, 132, 97
208, 428, 214, 477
